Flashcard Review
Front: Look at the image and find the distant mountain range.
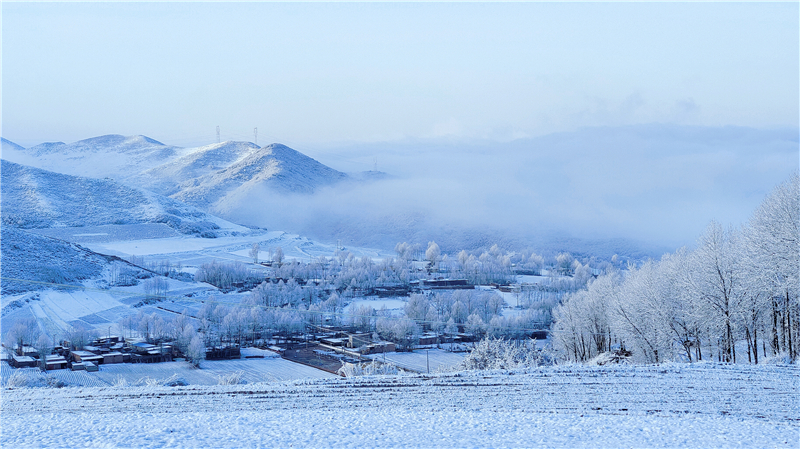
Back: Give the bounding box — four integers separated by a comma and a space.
1, 135, 355, 210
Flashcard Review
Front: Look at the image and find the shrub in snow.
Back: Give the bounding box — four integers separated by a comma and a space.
113, 376, 130, 388
338, 360, 400, 377
217, 371, 246, 385
761, 352, 796, 365
587, 349, 633, 366
6, 370, 65, 389
137, 377, 164, 388
457, 337, 548, 371
162, 374, 188, 387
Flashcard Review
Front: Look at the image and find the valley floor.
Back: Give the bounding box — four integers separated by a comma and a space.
1, 363, 797, 448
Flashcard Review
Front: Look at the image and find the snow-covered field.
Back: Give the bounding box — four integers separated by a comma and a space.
1, 356, 336, 389
1, 363, 796, 448
364, 348, 465, 373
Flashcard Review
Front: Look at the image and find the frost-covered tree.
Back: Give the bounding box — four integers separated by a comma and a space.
426, 241, 440, 270
4, 318, 41, 355
187, 335, 205, 367
745, 172, 799, 359
249, 242, 260, 264
686, 222, 743, 363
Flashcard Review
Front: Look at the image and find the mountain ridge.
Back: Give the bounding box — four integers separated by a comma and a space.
0, 159, 245, 237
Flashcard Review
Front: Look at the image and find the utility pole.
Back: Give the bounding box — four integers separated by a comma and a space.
254, 127, 258, 146
216, 126, 221, 143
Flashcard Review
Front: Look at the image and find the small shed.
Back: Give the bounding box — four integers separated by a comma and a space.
72, 361, 98, 372
72, 351, 103, 364
131, 342, 157, 354
418, 333, 440, 345
11, 354, 37, 368
45, 355, 68, 370
103, 352, 124, 364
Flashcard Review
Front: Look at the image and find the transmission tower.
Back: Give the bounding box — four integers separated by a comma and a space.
254, 127, 258, 146
216, 126, 220, 143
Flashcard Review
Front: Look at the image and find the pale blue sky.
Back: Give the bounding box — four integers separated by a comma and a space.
2, 2, 798, 148
2, 2, 798, 249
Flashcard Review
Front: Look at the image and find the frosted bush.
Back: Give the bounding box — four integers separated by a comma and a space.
162, 374, 188, 387
761, 352, 796, 365
338, 360, 399, 377
457, 337, 548, 371
136, 377, 163, 388
587, 349, 633, 366
217, 371, 246, 385
6, 370, 65, 388
6, 370, 34, 388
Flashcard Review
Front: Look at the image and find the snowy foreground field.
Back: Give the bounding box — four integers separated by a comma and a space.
2, 363, 797, 448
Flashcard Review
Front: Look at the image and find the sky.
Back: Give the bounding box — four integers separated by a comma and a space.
2, 2, 798, 253
2, 2, 797, 148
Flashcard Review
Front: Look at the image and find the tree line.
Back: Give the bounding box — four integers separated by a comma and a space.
552, 174, 799, 364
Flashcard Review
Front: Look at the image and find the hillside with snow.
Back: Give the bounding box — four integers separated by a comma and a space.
139, 141, 261, 195
1, 134, 187, 182
0, 226, 152, 296
2, 136, 350, 202
0, 160, 244, 236
168, 143, 349, 210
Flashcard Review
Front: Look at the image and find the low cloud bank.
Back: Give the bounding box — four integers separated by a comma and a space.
226, 124, 798, 257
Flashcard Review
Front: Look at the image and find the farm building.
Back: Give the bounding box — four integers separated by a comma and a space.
103, 352, 124, 364
10, 354, 37, 368
71, 361, 98, 372
45, 355, 68, 370
71, 351, 103, 365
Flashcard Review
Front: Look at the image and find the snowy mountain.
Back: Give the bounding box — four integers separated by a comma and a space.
170, 143, 349, 209
3, 136, 350, 207
0, 160, 242, 237
139, 141, 261, 196
1, 135, 187, 182
0, 137, 25, 153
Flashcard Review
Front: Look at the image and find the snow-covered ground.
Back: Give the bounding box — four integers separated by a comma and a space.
1, 363, 796, 448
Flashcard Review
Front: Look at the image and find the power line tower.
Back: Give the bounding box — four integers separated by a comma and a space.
254, 127, 258, 146
216, 126, 220, 143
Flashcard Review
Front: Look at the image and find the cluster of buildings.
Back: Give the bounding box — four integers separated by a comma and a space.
5, 336, 174, 372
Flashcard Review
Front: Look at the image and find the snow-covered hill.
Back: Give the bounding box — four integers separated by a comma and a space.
139, 141, 261, 196
0, 160, 243, 236
3, 136, 351, 214
2, 135, 187, 182
0, 226, 150, 295
171, 143, 349, 210
0, 137, 25, 153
